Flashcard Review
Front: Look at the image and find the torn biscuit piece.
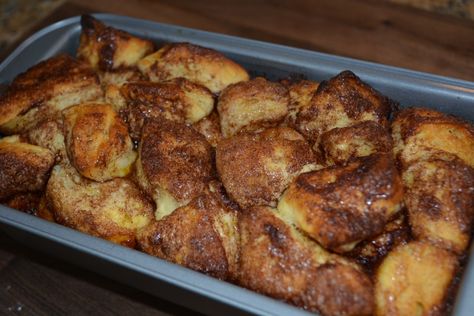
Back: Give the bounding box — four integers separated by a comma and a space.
403, 157, 474, 254
63, 102, 136, 182
0, 141, 54, 200
136, 118, 213, 219
138, 42, 249, 93
0, 54, 102, 134
217, 77, 289, 138
116, 79, 214, 141
296, 70, 392, 144
137, 183, 239, 280
46, 162, 154, 248
239, 205, 374, 316
216, 127, 315, 209
392, 107, 474, 169
278, 153, 403, 253
78, 14, 154, 72
375, 241, 458, 316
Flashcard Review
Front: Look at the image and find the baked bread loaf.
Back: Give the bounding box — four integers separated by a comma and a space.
0, 14, 472, 316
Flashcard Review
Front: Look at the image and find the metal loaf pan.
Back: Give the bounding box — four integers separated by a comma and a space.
0, 13, 473, 316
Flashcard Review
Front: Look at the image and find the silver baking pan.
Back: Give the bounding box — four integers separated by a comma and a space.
0, 13, 473, 316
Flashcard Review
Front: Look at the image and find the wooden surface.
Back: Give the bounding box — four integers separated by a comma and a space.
0, 0, 473, 315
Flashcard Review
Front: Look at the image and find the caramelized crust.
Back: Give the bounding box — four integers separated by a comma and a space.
138, 42, 249, 93
403, 158, 474, 254
216, 127, 316, 209
347, 212, 410, 268
217, 77, 289, 138
284, 79, 319, 126
193, 110, 223, 147
63, 103, 136, 182
137, 183, 239, 280
0, 54, 102, 134
77, 15, 154, 72
46, 163, 154, 247
0, 141, 55, 200
278, 154, 403, 252
319, 121, 393, 166
239, 206, 373, 316
296, 70, 392, 143
1, 192, 41, 215
2, 22, 472, 315
136, 118, 213, 219
375, 241, 458, 316
117, 79, 214, 141
36, 194, 55, 222
392, 107, 474, 168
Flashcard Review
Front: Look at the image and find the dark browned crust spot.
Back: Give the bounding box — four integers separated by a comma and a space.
347, 211, 411, 270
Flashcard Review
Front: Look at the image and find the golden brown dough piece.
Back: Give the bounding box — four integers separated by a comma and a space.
239, 206, 373, 316
0, 54, 102, 134
296, 70, 392, 143
216, 127, 315, 209
27, 119, 67, 160
283, 79, 319, 126
113, 79, 214, 141
99, 70, 145, 86
217, 77, 289, 138
138, 42, 249, 93
137, 182, 239, 280
78, 15, 154, 70
403, 158, 474, 254
136, 118, 213, 219
319, 121, 393, 166
77, 14, 154, 85
63, 103, 136, 182
375, 241, 458, 316
193, 110, 223, 147
278, 153, 403, 252
46, 163, 154, 247
392, 107, 474, 169
0, 141, 55, 200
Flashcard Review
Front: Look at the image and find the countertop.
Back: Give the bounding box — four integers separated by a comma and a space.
0, 0, 474, 315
